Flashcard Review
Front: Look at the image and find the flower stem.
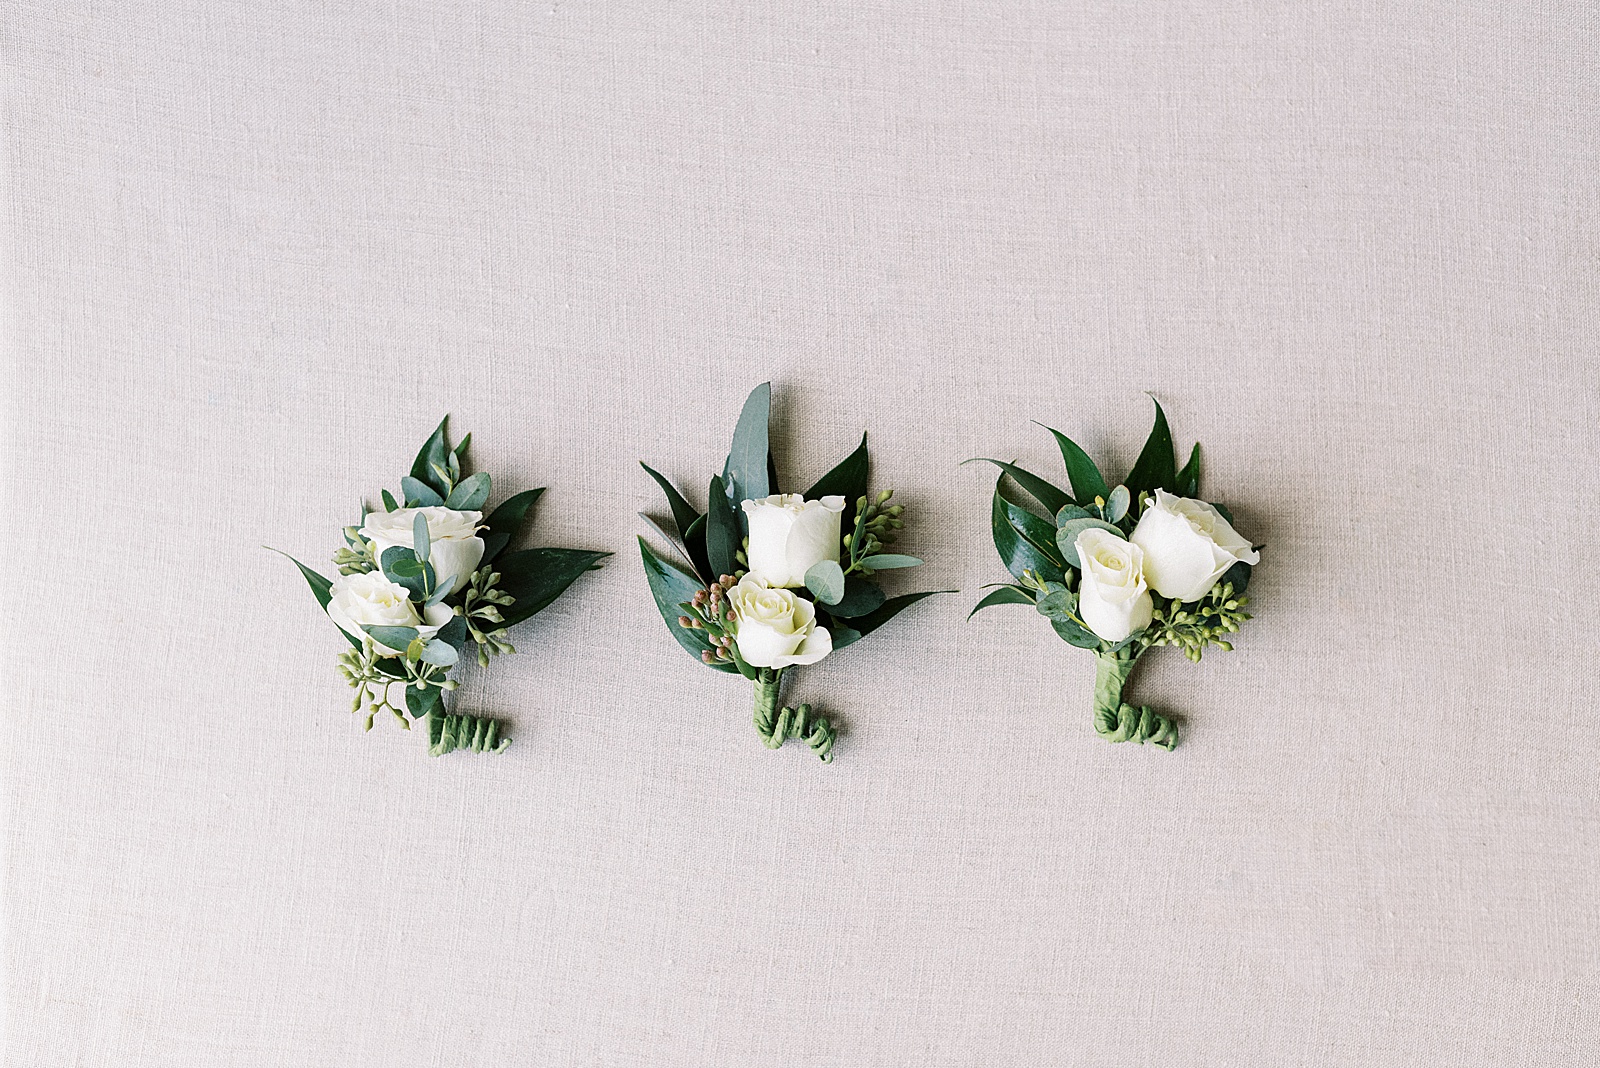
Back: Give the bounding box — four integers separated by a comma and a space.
1091, 651, 1178, 750
751, 668, 835, 762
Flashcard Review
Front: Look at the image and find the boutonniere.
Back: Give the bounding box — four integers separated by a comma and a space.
969, 400, 1260, 750
272, 419, 607, 755
638, 383, 950, 762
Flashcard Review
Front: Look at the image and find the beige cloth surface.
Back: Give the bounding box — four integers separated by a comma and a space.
5, 1, 1598, 1064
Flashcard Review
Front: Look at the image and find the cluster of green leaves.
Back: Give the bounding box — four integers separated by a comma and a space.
968, 398, 1251, 658
639, 382, 949, 677
274, 417, 607, 730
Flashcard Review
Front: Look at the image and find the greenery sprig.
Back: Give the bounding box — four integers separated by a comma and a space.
271, 417, 607, 756
639, 382, 951, 762
968, 399, 1262, 751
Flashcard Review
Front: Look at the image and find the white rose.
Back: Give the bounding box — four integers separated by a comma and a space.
326, 570, 454, 655
729, 576, 833, 668
741, 494, 847, 588
1075, 528, 1154, 643
1129, 489, 1260, 602
360, 506, 485, 594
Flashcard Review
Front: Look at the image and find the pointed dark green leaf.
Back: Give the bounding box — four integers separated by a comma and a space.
1125, 398, 1176, 496
1038, 423, 1110, 504
705, 475, 741, 580
1175, 443, 1201, 498
270, 549, 334, 610
445, 471, 491, 511
410, 417, 451, 495
967, 585, 1035, 620
640, 463, 700, 541
831, 590, 952, 649
401, 476, 443, 508
804, 432, 870, 506
722, 382, 771, 508
990, 481, 1066, 584
804, 560, 845, 605
493, 548, 608, 627
638, 537, 739, 673
830, 577, 886, 618
436, 614, 469, 650
381, 489, 400, 512
965, 458, 1071, 517
1219, 559, 1251, 595
681, 513, 711, 585
638, 514, 698, 573
482, 487, 544, 562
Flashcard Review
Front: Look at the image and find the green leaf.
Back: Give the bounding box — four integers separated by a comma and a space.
410, 417, 451, 495
1051, 615, 1102, 649
1105, 485, 1131, 524
804, 560, 845, 605
681, 513, 711, 585
418, 639, 458, 667
390, 557, 425, 578
638, 514, 699, 573
965, 458, 1071, 517
1219, 559, 1251, 595
1211, 501, 1236, 525
705, 475, 741, 580
830, 577, 885, 618
1055, 503, 1094, 524
436, 614, 469, 650
990, 480, 1066, 584
401, 476, 443, 508
804, 432, 870, 506
967, 585, 1035, 620
831, 590, 952, 650
364, 624, 420, 650
494, 548, 608, 628
380, 546, 430, 600
640, 463, 700, 541
381, 489, 400, 512
1175, 443, 1201, 497
453, 432, 471, 461
425, 574, 456, 605
638, 537, 739, 673
1035, 588, 1075, 622
482, 488, 544, 561
722, 382, 771, 509
1055, 517, 1125, 568
405, 685, 443, 720
1125, 397, 1176, 496
1038, 423, 1110, 504
445, 471, 491, 511
412, 512, 431, 564
858, 553, 921, 570
270, 549, 334, 610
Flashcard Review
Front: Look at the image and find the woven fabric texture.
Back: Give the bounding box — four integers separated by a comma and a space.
5, 1, 1598, 1064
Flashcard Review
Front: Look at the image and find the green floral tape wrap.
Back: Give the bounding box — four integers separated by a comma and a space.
426, 709, 511, 756
1091, 653, 1179, 750
753, 669, 836, 763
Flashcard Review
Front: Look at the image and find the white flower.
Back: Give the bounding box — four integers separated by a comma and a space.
326, 570, 453, 655
1129, 489, 1260, 602
729, 575, 833, 668
741, 494, 847, 588
360, 506, 486, 594
1075, 528, 1154, 643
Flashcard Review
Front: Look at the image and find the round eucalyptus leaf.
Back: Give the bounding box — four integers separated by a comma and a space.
1055, 518, 1125, 568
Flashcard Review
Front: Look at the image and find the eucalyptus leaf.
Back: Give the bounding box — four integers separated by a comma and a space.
705, 475, 742, 580
1051, 615, 1102, 649
406, 638, 425, 661
445, 471, 491, 511
638, 537, 739, 672
722, 382, 771, 509
1055, 504, 1093, 525
1056, 517, 1125, 568
364, 625, 420, 650
401, 476, 443, 508
1038, 423, 1110, 504
830, 577, 885, 618
418, 639, 458, 667
804, 559, 845, 605
494, 548, 609, 628
965, 458, 1071, 517
405, 684, 442, 720
1125, 397, 1176, 496
858, 553, 921, 570
967, 585, 1035, 620
390, 557, 425, 578
410, 417, 451, 495
412, 512, 431, 563
1035, 588, 1076, 622
1105, 485, 1131, 523
424, 574, 456, 606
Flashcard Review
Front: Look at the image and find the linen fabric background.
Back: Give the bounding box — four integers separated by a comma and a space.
5, 1, 1598, 1065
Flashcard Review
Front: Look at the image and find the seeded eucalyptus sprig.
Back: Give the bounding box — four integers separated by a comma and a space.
270, 416, 608, 757
968, 399, 1263, 751
639, 383, 951, 763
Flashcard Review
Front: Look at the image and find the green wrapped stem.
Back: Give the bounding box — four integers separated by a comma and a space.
1092, 652, 1178, 750
753, 669, 835, 763
426, 709, 511, 755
